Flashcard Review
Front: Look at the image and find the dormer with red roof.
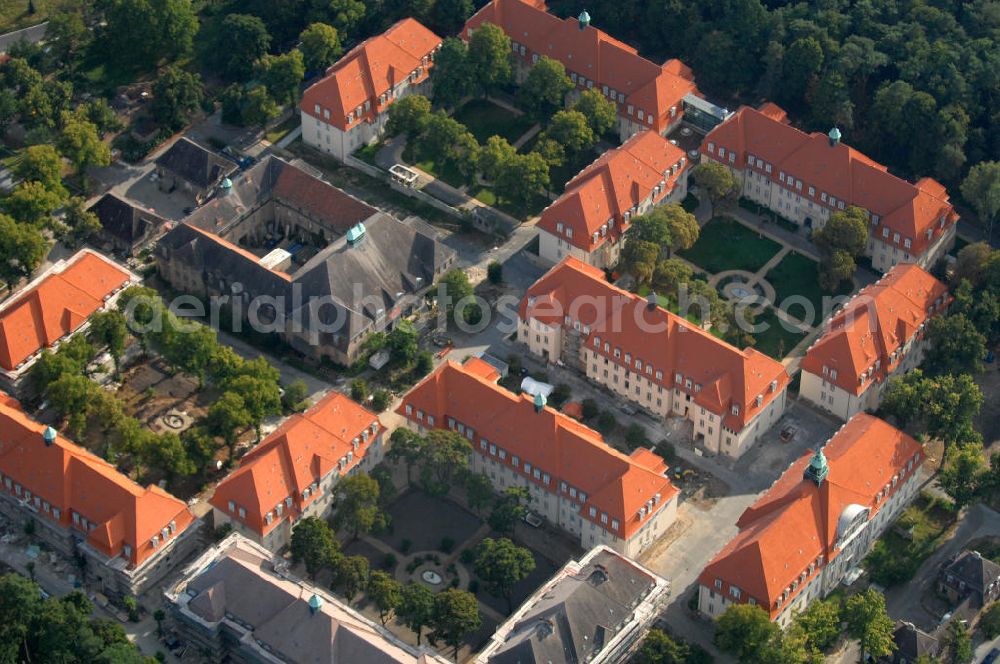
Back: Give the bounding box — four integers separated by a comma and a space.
464, 0, 698, 141
519, 257, 790, 459
398, 357, 679, 558
301, 18, 442, 161
210, 391, 384, 551
702, 103, 958, 273
697, 414, 923, 626
537, 130, 690, 269
0, 393, 200, 598
799, 263, 949, 421
0, 249, 137, 392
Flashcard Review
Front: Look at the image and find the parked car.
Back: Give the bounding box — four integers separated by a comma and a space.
982, 648, 1000, 664
523, 511, 542, 528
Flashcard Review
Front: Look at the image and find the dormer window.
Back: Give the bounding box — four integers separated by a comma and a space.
731, 405, 740, 416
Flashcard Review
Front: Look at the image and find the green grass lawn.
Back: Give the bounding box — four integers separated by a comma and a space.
266, 115, 300, 144
679, 216, 782, 274
453, 99, 534, 145
865, 492, 958, 588
635, 285, 725, 339
750, 307, 806, 359
354, 142, 382, 166
0, 0, 59, 32
766, 252, 854, 326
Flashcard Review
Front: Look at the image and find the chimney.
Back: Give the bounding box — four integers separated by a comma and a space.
43, 426, 56, 447
828, 127, 842, 147
578, 9, 591, 30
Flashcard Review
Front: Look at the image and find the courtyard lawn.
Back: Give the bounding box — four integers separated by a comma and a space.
750, 307, 806, 360
678, 216, 782, 274
766, 252, 854, 326
865, 492, 957, 588
0, 1, 59, 32
453, 99, 534, 145
265, 115, 300, 144
635, 285, 725, 340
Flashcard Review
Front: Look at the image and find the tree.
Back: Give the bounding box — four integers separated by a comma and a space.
951, 243, 995, 287
844, 589, 896, 663
387, 320, 418, 364
437, 268, 474, 326
242, 85, 281, 127
636, 629, 696, 664
693, 161, 737, 213
881, 370, 983, 446
478, 135, 516, 183
282, 379, 310, 412
430, 37, 473, 108
419, 430, 471, 496
943, 618, 971, 664
4, 181, 63, 226
415, 350, 434, 376
622, 239, 660, 285
89, 311, 128, 373
653, 258, 694, 296
368, 571, 403, 625
80, 98, 123, 137
782, 37, 824, 109
58, 118, 110, 191
495, 152, 550, 215
388, 428, 425, 484
938, 442, 986, 508
45, 12, 89, 69
291, 516, 341, 578
813, 206, 869, 290
386, 94, 432, 138
317, 0, 366, 34
488, 486, 527, 538
333, 473, 386, 540
100, 0, 198, 69
399, 583, 435, 645
431, 0, 474, 35
225, 374, 281, 441
215, 14, 272, 81
474, 537, 535, 612
547, 110, 595, 158
715, 604, 780, 662
925, 314, 987, 376
794, 597, 843, 652
467, 23, 511, 95
573, 88, 617, 137
634, 204, 700, 256
465, 473, 495, 515
334, 555, 370, 603
531, 136, 565, 168
517, 56, 573, 119
207, 392, 251, 454
14, 144, 66, 199
961, 161, 1000, 241
300, 23, 342, 72
429, 588, 481, 660
370, 388, 389, 411
256, 50, 306, 105
0, 214, 46, 289
60, 196, 100, 246
151, 65, 204, 131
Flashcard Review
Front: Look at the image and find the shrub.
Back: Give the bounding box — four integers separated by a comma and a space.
431, 554, 441, 565
460, 549, 475, 564
468, 580, 479, 594
350, 378, 368, 402
582, 398, 599, 420
549, 383, 571, 407
207, 136, 227, 150
400, 539, 412, 554
656, 441, 676, 463
487, 261, 503, 284
450, 577, 460, 588
440, 537, 456, 553
625, 423, 648, 450
597, 411, 617, 434
982, 602, 1000, 639
371, 388, 390, 412
383, 553, 398, 570
406, 560, 420, 573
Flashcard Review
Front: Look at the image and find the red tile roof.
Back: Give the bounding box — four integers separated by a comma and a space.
698, 414, 923, 619
301, 18, 442, 132
0, 250, 133, 372
520, 257, 789, 431
464, 0, 697, 132
538, 131, 689, 252
398, 358, 678, 540
0, 393, 194, 567
702, 104, 958, 257
800, 264, 949, 395
210, 391, 382, 537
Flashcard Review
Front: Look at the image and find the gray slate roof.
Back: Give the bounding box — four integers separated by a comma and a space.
155, 138, 235, 189
942, 550, 1000, 596
488, 551, 658, 664
186, 555, 414, 664
89, 193, 165, 246
889, 622, 938, 663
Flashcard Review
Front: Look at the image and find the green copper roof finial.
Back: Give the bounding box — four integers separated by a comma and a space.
578, 9, 591, 30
